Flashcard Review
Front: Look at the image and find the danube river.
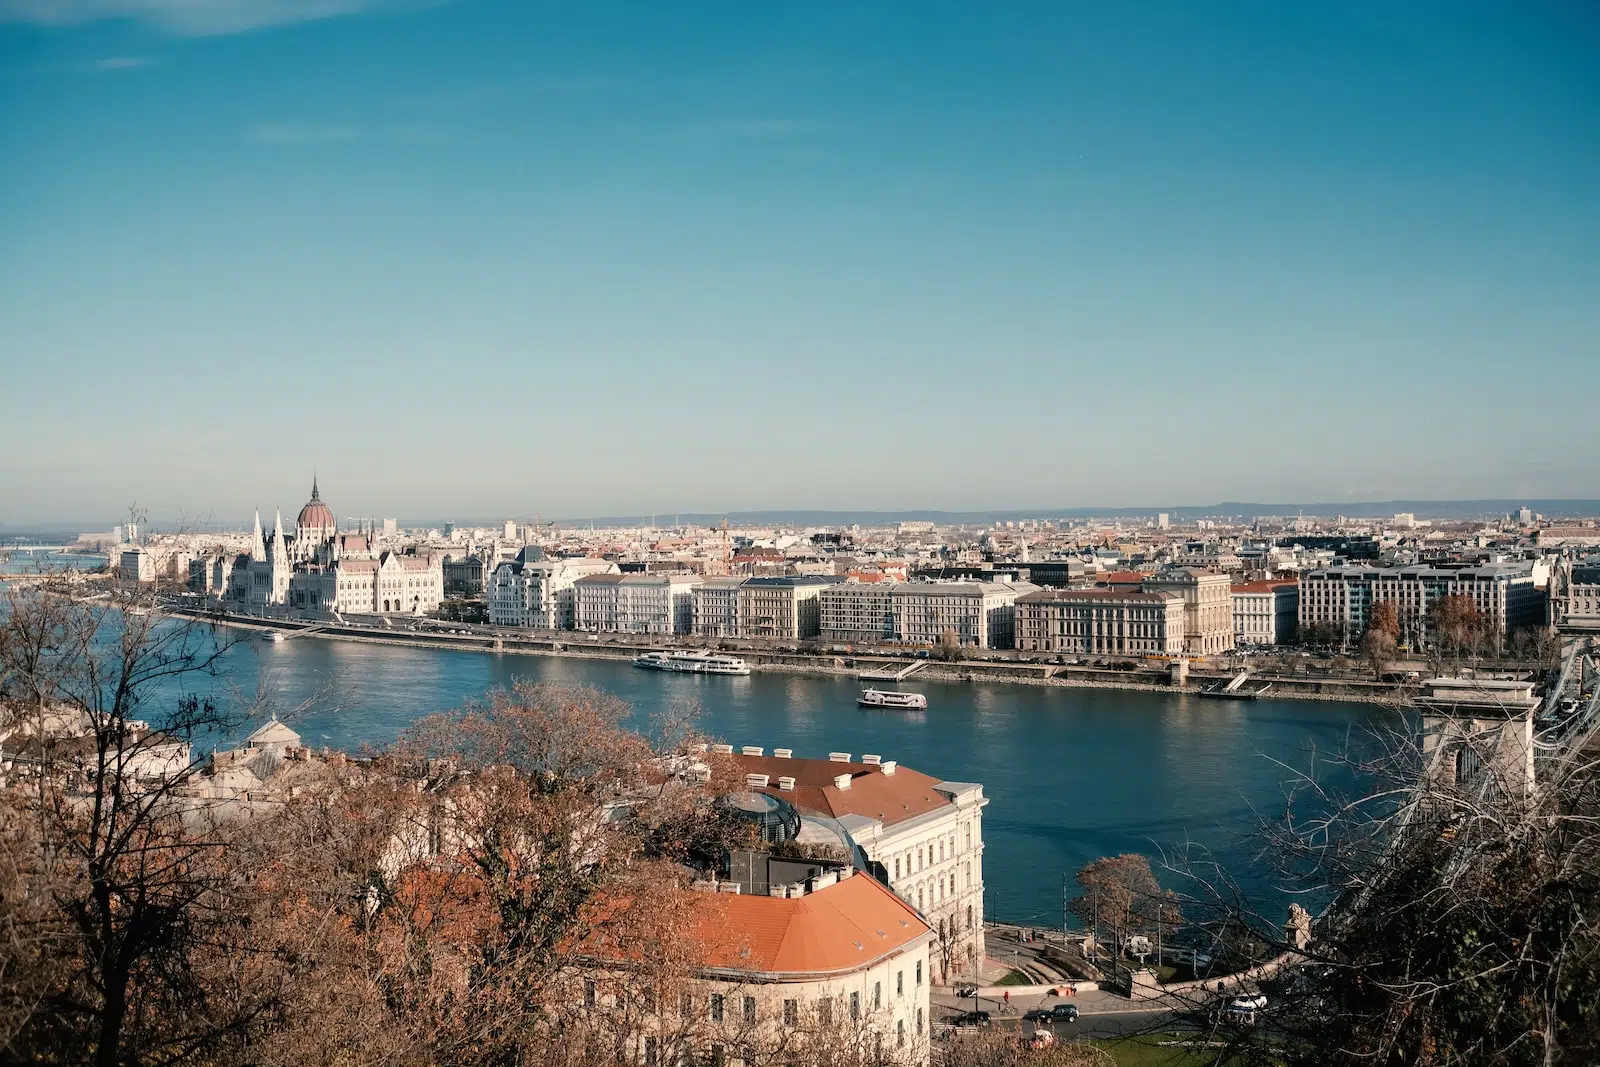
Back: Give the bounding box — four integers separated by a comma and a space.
173, 633, 1386, 927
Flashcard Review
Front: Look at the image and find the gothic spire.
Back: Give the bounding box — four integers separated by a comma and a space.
251, 509, 265, 562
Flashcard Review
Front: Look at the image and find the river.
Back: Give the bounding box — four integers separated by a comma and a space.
163, 632, 1386, 927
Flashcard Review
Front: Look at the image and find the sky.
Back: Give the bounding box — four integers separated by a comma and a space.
1, 1, 1597, 526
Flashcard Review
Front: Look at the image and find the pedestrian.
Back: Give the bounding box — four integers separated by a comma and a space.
1004, 990, 1010, 1006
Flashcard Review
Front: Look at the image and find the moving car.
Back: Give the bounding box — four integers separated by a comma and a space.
1049, 1004, 1080, 1022
949, 1011, 990, 1027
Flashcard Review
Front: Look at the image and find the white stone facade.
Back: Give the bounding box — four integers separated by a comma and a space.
693, 578, 748, 638
574, 574, 701, 635
487, 556, 620, 629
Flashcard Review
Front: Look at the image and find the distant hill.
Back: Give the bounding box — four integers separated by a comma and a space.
12, 499, 1598, 536
538, 500, 1600, 528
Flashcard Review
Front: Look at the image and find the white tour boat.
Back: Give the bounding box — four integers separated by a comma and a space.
633, 650, 751, 676
260, 629, 285, 643
858, 688, 928, 710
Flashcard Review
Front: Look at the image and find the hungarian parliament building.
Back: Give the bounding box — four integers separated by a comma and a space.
198, 480, 444, 616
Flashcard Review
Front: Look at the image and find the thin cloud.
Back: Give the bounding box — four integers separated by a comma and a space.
245, 121, 449, 145
0, 0, 435, 36
247, 122, 365, 144
93, 56, 155, 71
725, 118, 824, 139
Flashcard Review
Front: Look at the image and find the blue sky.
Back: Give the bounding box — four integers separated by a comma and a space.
1, 1, 1596, 525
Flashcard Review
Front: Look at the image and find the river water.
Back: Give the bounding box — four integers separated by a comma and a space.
166, 633, 1384, 927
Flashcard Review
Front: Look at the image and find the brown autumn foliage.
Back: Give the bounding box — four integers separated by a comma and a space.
2, 584, 919, 1067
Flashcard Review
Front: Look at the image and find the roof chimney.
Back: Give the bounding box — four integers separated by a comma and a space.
881, 760, 897, 775
828, 752, 852, 763
745, 773, 770, 788
776, 776, 796, 791
712, 744, 734, 754
741, 745, 764, 756
862, 754, 882, 765
773, 748, 793, 759
833, 773, 853, 790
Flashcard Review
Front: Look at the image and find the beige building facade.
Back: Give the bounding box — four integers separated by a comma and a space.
1142, 568, 1235, 655
581, 867, 932, 1067
736, 577, 836, 640
1014, 589, 1186, 656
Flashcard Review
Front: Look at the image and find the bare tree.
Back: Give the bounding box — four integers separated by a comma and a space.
0, 584, 256, 1066
1362, 601, 1400, 681
1157, 703, 1600, 1066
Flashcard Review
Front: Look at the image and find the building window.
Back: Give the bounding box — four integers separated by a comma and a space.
915, 961, 922, 986
896, 971, 903, 997
645, 1036, 658, 1066
873, 982, 881, 1009
850, 992, 860, 1021
743, 996, 756, 1024
584, 979, 597, 1008
783, 999, 797, 1026
818, 997, 832, 1026
916, 1008, 924, 1034
710, 994, 724, 1022
897, 1021, 905, 1048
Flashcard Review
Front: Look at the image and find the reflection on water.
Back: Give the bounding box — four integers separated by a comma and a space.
162, 634, 1384, 926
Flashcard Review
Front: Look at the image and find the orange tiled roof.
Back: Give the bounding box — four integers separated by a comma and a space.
1100, 570, 1149, 586
692, 872, 929, 976
1231, 579, 1299, 593
730, 754, 951, 828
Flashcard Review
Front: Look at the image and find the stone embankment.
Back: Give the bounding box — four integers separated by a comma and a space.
159, 605, 1405, 705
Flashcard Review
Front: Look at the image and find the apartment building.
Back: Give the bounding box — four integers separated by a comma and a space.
1014, 589, 1185, 656
729, 749, 987, 981
693, 577, 748, 638
574, 573, 700, 634
817, 583, 900, 645
1141, 568, 1235, 655
1231, 580, 1300, 646
819, 581, 1033, 649
486, 554, 620, 629
736, 576, 839, 641
890, 582, 1032, 649
578, 862, 932, 1067
1298, 563, 1543, 647
1550, 556, 1600, 633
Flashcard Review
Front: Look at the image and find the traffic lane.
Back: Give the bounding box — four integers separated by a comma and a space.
993, 1012, 1180, 1037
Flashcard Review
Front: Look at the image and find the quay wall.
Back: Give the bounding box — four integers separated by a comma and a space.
170, 608, 1404, 706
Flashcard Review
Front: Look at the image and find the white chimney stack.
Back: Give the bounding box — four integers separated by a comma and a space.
828, 752, 852, 763
833, 773, 853, 790
881, 760, 897, 775
746, 773, 770, 788
777, 776, 796, 791
741, 746, 764, 756
712, 743, 734, 754
773, 748, 793, 759
862, 754, 882, 765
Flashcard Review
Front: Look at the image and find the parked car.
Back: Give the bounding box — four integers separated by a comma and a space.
1049, 1004, 1080, 1022
950, 1010, 990, 1027
1022, 1008, 1054, 1022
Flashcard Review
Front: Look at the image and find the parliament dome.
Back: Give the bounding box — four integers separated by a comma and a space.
296, 478, 335, 534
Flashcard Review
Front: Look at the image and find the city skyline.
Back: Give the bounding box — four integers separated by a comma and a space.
2, 2, 1597, 521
